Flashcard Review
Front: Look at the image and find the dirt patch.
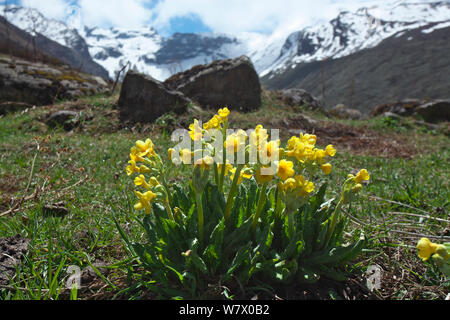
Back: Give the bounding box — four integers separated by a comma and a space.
285, 117, 417, 158
245, 275, 378, 300
0, 235, 30, 285
0, 174, 22, 211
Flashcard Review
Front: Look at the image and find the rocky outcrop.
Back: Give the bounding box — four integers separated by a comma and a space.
330, 104, 362, 120
276, 88, 324, 110
0, 55, 109, 108
370, 99, 450, 123
118, 70, 191, 124
165, 56, 261, 112
415, 100, 450, 123
369, 99, 424, 118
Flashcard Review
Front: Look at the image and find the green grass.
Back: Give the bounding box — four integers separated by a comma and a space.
0, 92, 448, 300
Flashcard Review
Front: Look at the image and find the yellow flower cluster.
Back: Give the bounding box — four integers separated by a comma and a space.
125, 138, 175, 216
285, 133, 336, 174
126, 139, 155, 176
279, 175, 315, 197
189, 107, 231, 141
127, 109, 372, 221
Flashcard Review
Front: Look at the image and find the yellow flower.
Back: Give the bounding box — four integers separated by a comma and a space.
250, 125, 269, 148
218, 161, 233, 176
313, 148, 327, 163
287, 136, 300, 150
255, 166, 274, 184
224, 130, 247, 153
417, 238, 439, 261
229, 167, 252, 184
218, 107, 230, 121
189, 119, 203, 141
300, 133, 317, 146
126, 160, 139, 176
149, 177, 160, 187
135, 138, 155, 157
295, 175, 315, 195
134, 174, 150, 189
204, 115, 222, 130
262, 140, 280, 159
134, 190, 157, 214
321, 163, 332, 175
139, 164, 152, 174
130, 147, 146, 162
354, 169, 370, 184
325, 144, 337, 157
168, 148, 174, 160
280, 178, 297, 192
194, 155, 214, 170
180, 148, 193, 165
277, 160, 295, 181
352, 183, 363, 193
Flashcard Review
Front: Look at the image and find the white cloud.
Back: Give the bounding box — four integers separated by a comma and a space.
150, 0, 388, 38
77, 0, 152, 29
19, 0, 71, 21
17, 0, 427, 37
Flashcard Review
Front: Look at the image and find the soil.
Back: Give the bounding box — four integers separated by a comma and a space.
0, 235, 30, 286
284, 116, 417, 158
246, 275, 379, 300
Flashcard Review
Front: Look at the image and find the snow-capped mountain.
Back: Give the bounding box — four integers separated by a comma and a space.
263, 0, 450, 78
2, 5, 91, 59
2, 1, 450, 82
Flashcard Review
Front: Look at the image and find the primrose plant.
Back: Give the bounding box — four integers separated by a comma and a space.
117, 107, 370, 298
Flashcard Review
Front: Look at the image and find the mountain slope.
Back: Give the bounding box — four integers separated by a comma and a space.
262, 1, 450, 77
2, 5, 109, 79
261, 23, 450, 113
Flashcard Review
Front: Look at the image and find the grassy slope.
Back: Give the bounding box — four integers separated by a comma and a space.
0, 92, 448, 300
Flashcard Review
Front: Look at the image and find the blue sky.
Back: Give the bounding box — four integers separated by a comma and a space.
2, 0, 394, 37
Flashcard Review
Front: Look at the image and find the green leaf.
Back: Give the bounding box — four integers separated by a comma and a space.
224, 242, 252, 281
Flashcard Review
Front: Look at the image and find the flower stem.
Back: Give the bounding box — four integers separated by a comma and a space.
163, 201, 175, 221
224, 164, 244, 223
195, 193, 204, 245
288, 211, 295, 238
323, 198, 343, 249
252, 182, 268, 233
213, 163, 219, 186
219, 148, 227, 193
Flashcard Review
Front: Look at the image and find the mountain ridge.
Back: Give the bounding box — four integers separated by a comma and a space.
2, 1, 450, 112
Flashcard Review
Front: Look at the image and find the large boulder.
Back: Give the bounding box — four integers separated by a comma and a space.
415, 100, 450, 123
369, 99, 424, 118
277, 88, 324, 110
0, 56, 108, 109
164, 56, 261, 112
118, 70, 192, 124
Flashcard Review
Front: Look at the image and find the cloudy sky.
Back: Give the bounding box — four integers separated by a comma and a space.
3, 0, 419, 36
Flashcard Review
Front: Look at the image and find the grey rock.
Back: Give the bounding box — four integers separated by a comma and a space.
381, 111, 402, 120
278, 88, 324, 110
0, 56, 109, 109
330, 104, 362, 120
165, 56, 261, 112
46, 110, 80, 130
0, 101, 32, 115
370, 99, 424, 118
415, 100, 450, 123
118, 70, 191, 124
